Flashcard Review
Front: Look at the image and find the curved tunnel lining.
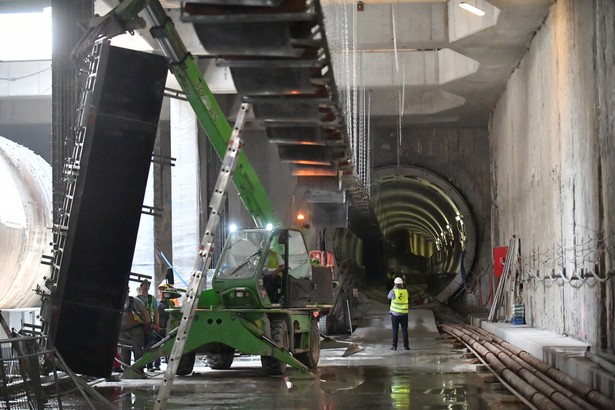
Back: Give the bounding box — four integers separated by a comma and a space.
371, 166, 476, 303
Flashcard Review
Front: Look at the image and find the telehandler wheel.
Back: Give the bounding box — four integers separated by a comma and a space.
318, 314, 328, 335
261, 319, 289, 375
176, 351, 196, 376
297, 318, 320, 368
206, 346, 235, 370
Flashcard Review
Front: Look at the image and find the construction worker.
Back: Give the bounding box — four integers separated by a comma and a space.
152, 282, 172, 371
137, 279, 160, 371
263, 247, 285, 304
119, 289, 150, 368
157, 283, 172, 332
387, 277, 410, 350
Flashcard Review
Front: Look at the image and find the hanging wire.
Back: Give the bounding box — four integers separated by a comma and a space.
358, 60, 366, 185
367, 89, 371, 195
0, 66, 51, 82
352, 0, 359, 176
397, 58, 405, 169
361, 81, 367, 187
340, 1, 353, 164
391, 1, 399, 73
321, 1, 371, 193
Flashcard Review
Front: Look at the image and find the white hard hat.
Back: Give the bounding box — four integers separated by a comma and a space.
394, 277, 404, 285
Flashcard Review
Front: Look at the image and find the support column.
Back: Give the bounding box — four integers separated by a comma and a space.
170, 99, 199, 284
154, 119, 173, 287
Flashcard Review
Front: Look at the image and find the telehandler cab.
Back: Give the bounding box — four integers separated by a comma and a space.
125, 227, 332, 377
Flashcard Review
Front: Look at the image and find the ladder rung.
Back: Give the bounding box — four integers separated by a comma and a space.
156, 104, 249, 408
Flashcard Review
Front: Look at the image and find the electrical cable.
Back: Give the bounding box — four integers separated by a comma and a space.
0, 66, 51, 81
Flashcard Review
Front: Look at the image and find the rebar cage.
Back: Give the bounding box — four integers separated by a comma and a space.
0, 336, 63, 410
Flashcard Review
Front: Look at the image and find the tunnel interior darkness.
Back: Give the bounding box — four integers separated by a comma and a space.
359, 166, 476, 304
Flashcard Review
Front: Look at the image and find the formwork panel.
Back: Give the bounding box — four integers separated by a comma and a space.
47, 43, 168, 377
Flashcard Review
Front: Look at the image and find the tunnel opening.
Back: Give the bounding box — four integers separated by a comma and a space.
351, 166, 476, 305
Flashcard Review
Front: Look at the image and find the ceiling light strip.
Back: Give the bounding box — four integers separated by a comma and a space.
459, 2, 486, 17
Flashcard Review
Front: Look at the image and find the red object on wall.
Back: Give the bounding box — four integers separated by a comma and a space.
310, 250, 335, 267
493, 246, 508, 277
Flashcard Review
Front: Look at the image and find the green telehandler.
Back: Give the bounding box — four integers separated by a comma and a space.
71, 0, 346, 386
124, 227, 332, 378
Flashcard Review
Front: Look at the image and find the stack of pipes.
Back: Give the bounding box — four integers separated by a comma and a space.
442, 323, 615, 410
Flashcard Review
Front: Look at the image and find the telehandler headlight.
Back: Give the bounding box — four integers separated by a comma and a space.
235, 288, 250, 298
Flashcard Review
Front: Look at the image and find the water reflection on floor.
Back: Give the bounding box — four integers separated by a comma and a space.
63, 344, 527, 409
62, 308, 528, 409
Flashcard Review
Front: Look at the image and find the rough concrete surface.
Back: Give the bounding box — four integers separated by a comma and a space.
60, 301, 528, 409
489, 0, 615, 349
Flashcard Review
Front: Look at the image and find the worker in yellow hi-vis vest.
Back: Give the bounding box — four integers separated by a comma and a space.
387, 277, 409, 350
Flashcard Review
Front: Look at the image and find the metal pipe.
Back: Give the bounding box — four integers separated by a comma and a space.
346, 299, 353, 335
500, 368, 559, 410
593, 349, 615, 365
504, 342, 614, 410
467, 324, 615, 409
483, 342, 579, 410
443, 325, 560, 410
467, 324, 594, 407
470, 325, 615, 409
444, 324, 615, 410
586, 350, 615, 375
507, 354, 600, 410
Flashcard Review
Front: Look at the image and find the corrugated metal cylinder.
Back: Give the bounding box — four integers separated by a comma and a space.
0, 136, 52, 308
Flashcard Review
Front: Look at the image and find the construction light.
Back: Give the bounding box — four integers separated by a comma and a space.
229, 223, 237, 233
296, 212, 310, 229
266, 223, 273, 231
459, 1, 485, 16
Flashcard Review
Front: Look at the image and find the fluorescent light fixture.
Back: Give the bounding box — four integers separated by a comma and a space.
459, 1, 485, 16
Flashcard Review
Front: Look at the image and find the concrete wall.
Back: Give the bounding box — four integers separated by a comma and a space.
372, 126, 492, 313
490, 0, 615, 350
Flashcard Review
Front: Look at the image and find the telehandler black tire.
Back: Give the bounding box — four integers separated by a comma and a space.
296, 319, 320, 368
206, 347, 235, 370
176, 351, 196, 376
261, 319, 289, 375
318, 314, 328, 335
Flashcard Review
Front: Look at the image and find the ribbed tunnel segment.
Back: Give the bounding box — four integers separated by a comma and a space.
362, 166, 476, 304
0, 136, 52, 308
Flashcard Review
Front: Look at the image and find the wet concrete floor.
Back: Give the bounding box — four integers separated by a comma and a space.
63, 304, 529, 409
